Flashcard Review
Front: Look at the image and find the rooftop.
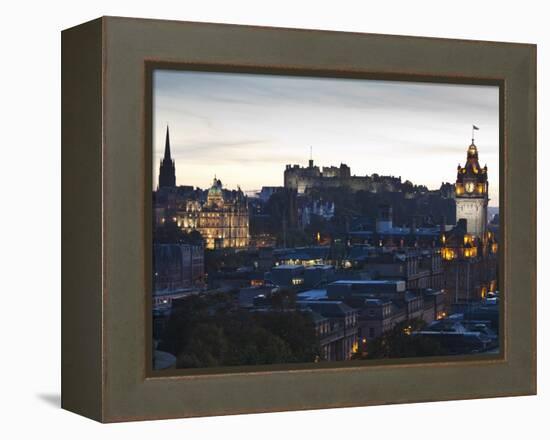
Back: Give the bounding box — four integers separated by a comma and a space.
330, 279, 402, 285
297, 289, 329, 300
273, 264, 304, 270
297, 300, 357, 317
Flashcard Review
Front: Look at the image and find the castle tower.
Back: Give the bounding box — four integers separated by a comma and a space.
158, 126, 176, 189
454, 139, 488, 238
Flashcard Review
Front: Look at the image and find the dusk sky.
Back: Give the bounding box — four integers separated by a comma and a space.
153, 70, 499, 206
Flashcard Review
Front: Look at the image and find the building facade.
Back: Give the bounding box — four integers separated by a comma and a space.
455, 141, 489, 237
154, 126, 250, 250
153, 243, 205, 292
176, 177, 250, 250
443, 139, 498, 303
441, 219, 498, 303
298, 300, 359, 361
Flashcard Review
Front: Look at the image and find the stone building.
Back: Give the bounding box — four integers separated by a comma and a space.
154, 126, 250, 250
441, 219, 498, 303
455, 140, 489, 237
284, 158, 402, 194
441, 137, 499, 303
153, 243, 205, 292
298, 300, 359, 361
359, 248, 445, 291
176, 177, 250, 250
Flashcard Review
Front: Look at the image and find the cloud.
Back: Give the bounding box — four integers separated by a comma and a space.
153, 70, 499, 206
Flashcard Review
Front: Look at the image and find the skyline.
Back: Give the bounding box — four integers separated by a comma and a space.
153, 70, 500, 206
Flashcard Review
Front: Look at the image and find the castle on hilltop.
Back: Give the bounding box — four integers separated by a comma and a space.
284, 158, 407, 194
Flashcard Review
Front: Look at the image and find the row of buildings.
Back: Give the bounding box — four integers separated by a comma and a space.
156, 127, 249, 250
152, 126, 499, 365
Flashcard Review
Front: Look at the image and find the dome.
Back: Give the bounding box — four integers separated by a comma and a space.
207, 177, 224, 205
460, 142, 484, 178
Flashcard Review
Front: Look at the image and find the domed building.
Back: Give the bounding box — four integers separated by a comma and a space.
206, 178, 224, 207
177, 177, 250, 250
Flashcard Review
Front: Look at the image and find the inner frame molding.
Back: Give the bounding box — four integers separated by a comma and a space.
144, 61, 506, 378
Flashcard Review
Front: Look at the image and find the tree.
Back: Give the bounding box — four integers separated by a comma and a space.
177, 323, 227, 368
160, 294, 321, 368
258, 311, 321, 363
154, 219, 204, 245
270, 288, 297, 311
361, 319, 447, 359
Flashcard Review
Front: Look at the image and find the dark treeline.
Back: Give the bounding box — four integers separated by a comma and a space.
159, 293, 321, 368
352, 319, 447, 360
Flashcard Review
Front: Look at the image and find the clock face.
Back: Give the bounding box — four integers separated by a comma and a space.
465, 181, 475, 193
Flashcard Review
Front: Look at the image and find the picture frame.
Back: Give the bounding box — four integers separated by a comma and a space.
61, 16, 536, 422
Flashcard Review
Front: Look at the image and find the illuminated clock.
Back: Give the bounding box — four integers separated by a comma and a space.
465, 181, 475, 193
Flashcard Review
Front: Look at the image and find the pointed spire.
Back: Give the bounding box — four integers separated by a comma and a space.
158, 125, 176, 188
163, 125, 172, 161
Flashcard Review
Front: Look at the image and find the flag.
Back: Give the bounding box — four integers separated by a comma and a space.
473, 125, 479, 130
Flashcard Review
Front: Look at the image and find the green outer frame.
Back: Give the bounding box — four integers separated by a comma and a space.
61, 16, 536, 422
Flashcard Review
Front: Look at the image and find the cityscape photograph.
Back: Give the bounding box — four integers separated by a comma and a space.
151, 70, 500, 371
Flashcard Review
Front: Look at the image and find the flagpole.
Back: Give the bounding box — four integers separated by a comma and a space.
472, 125, 479, 144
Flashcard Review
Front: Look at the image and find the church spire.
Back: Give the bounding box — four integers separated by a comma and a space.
158, 125, 176, 189
163, 125, 172, 161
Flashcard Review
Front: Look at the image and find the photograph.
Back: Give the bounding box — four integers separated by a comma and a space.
150, 69, 500, 371
0, 0, 541, 431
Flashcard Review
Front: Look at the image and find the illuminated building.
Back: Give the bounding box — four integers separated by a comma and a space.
455, 140, 489, 238
176, 177, 249, 250
321, 280, 445, 344
154, 126, 249, 250
442, 219, 498, 303
440, 137, 499, 304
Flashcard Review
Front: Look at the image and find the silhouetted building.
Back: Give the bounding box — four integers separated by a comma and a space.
158, 126, 176, 189
284, 158, 402, 194
153, 243, 204, 292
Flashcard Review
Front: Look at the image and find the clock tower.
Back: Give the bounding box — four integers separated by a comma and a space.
454, 140, 489, 238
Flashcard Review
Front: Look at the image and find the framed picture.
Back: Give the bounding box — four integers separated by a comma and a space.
62, 16, 536, 422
